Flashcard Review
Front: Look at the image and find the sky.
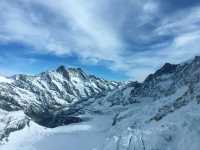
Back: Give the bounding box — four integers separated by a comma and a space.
0, 0, 200, 81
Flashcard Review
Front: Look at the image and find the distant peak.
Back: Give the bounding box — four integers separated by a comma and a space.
144, 62, 178, 82
155, 63, 178, 76
68, 67, 84, 73
56, 65, 66, 73
194, 56, 200, 62
67, 67, 88, 80
55, 65, 70, 80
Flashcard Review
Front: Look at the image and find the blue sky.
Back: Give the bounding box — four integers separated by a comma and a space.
0, 0, 200, 81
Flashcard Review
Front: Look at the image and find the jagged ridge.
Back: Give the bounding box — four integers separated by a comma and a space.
0, 66, 120, 128
1, 56, 200, 149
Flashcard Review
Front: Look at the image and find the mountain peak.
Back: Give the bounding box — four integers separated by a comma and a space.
155, 63, 178, 76
67, 68, 88, 80
193, 56, 200, 63
67, 67, 84, 73
56, 65, 66, 73
56, 65, 70, 80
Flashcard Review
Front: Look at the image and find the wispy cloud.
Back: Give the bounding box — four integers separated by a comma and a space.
0, 0, 200, 81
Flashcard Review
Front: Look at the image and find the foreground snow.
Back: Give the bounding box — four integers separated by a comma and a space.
0, 114, 113, 150
2, 100, 200, 150
103, 101, 200, 150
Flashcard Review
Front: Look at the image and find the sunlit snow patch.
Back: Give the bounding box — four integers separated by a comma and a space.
0, 76, 13, 84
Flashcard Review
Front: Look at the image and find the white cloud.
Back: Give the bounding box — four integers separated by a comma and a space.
174, 31, 200, 47
155, 6, 200, 36
143, 1, 159, 14
0, 0, 200, 81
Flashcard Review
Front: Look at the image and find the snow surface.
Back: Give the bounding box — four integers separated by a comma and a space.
103, 101, 200, 150
0, 114, 113, 150
0, 76, 13, 84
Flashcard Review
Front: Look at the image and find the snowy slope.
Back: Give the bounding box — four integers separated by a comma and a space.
101, 56, 200, 150
0, 110, 29, 144
1, 56, 200, 150
0, 76, 13, 84
0, 66, 120, 140
0, 113, 113, 150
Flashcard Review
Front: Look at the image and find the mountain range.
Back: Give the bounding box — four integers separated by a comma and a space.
1, 56, 200, 150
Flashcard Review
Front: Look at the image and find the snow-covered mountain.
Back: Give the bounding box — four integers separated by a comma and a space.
1, 56, 200, 150
0, 66, 120, 142
101, 56, 200, 150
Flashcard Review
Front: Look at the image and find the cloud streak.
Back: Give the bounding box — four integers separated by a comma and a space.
0, 0, 200, 81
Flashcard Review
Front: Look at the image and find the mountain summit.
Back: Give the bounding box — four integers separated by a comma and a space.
0, 66, 120, 129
